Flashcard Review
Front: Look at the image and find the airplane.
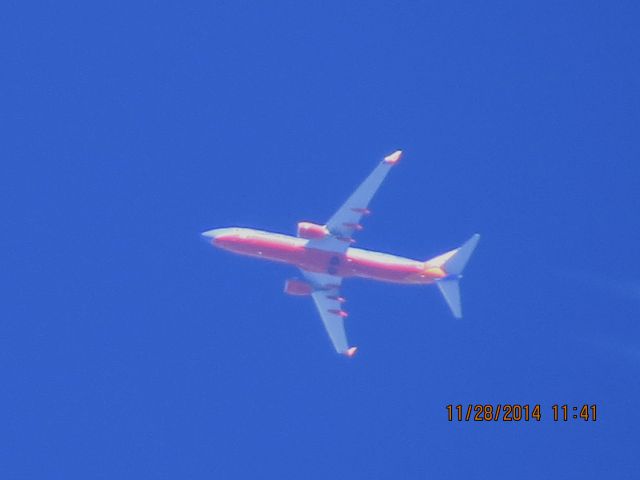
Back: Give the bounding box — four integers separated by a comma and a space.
201, 150, 480, 357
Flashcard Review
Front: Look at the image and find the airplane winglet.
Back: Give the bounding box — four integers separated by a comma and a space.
383, 150, 402, 165
344, 346, 358, 358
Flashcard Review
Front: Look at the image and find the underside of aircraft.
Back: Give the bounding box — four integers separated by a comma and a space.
202, 150, 479, 357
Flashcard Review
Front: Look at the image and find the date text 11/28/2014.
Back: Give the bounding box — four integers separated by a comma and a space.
446, 404, 597, 422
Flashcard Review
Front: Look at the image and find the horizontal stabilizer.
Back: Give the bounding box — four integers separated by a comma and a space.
443, 234, 480, 276
437, 279, 462, 318
431, 234, 479, 319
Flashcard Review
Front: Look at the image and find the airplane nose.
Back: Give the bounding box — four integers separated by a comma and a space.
201, 228, 234, 245
201, 229, 221, 244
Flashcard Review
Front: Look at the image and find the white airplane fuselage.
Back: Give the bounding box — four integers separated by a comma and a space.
204, 227, 446, 284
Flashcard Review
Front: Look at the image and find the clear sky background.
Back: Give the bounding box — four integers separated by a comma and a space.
2, 1, 639, 478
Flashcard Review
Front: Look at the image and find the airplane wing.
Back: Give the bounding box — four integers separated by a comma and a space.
301, 271, 357, 357
307, 150, 402, 253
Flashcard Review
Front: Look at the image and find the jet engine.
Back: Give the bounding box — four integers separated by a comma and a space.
284, 278, 314, 296
297, 221, 329, 240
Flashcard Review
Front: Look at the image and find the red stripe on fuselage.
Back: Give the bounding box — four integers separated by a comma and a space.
213, 230, 436, 284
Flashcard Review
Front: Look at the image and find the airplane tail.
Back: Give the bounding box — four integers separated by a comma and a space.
425, 234, 480, 318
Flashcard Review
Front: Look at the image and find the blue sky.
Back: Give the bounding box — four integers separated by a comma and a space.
2, 1, 639, 478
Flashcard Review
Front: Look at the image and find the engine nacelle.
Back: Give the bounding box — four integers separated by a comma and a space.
284, 278, 313, 296
297, 221, 329, 240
